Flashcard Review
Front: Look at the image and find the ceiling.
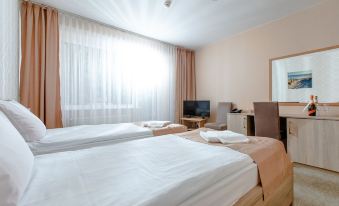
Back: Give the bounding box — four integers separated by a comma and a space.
34, 0, 324, 49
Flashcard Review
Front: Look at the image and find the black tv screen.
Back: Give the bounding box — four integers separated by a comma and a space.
183, 100, 210, 117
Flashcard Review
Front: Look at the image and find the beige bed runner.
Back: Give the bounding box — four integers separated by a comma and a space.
134, 122, 187, 136
176, 128, 292, 200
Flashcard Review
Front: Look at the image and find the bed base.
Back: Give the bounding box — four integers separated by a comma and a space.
235, 169, 293, 206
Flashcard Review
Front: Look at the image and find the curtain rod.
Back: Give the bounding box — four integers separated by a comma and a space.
21, 0, 194, 51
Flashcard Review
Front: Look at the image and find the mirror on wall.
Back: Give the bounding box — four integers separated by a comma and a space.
270, 46, 339, 105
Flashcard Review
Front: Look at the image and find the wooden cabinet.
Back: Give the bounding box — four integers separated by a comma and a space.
227, 113, 339, 172
287, 118, 339, 172
227, 113, 250, 135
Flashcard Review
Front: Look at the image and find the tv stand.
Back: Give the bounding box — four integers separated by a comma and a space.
180, 117, 207, 131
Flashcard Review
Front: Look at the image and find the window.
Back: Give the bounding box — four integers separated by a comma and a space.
59, 14, 176, 126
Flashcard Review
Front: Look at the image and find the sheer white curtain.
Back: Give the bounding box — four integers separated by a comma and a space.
0, 0, 19, 100
60, 14, 176, 127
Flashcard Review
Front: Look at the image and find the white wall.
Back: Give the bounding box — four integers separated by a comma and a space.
196, 0, 339, 121
0, 0, 19, 100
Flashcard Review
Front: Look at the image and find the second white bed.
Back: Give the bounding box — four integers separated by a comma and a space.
21, 135, 258, 206
28, 123, 153, 155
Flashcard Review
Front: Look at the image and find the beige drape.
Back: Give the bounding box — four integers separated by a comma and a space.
20, 2, 63, 128
175, 48, 196, 123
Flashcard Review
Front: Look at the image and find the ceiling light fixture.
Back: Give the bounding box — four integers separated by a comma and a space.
164, 0, 172, 8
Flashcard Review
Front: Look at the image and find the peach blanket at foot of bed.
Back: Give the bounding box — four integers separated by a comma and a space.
134, 122, 188, 136
176, 128, 292, 200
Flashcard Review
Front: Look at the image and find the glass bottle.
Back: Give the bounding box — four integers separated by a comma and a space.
307, 95, 317, 116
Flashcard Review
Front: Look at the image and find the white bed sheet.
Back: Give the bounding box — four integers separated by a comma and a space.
20, 135, 257, 206
28, 123, 153, 155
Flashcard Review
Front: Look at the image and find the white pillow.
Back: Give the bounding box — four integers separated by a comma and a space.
0, 111, 34, 206
0, 100, 46, 142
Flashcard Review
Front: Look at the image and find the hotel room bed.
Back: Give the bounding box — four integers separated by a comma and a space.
0, 100, 188, 155
21, 134, 292, 206
28, 123, 187, 155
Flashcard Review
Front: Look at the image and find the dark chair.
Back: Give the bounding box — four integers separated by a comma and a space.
253, 102, 281, 140
205, 102, 232, 130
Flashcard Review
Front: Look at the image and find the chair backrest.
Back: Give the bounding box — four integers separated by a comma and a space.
253, 102, 280, 139
216, 102, 232, 124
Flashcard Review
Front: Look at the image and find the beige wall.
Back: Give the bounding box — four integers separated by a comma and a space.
196, 0, 339, 121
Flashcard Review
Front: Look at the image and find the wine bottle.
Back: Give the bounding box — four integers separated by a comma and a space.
307, 95, 316, 116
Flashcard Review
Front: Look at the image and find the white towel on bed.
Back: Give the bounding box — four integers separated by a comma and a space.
143, 121, 171, 128
200, 130, 249, 144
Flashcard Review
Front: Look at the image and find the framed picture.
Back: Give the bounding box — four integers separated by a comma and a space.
288, 71, 312, 89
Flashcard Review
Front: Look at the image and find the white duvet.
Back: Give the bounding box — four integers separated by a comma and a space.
21, 135, 256, 206
28, 123, 153, 155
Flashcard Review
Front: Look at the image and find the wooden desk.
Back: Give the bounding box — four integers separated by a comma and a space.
180, 117, 207, 130
227, 113, 339, 172
231, 112, 339, 121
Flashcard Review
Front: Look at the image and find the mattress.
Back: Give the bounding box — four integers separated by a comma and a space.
20, 135, 258, 206
28, 123, 153, 155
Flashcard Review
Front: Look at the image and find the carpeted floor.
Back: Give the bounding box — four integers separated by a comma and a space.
293, 163, 339, 206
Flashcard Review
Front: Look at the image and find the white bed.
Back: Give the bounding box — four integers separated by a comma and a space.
20, 135, 258, 206
0, 100, 186, 156
28, 123, 154, 155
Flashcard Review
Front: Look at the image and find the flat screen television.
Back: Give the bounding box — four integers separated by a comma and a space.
183, 100, 210, 118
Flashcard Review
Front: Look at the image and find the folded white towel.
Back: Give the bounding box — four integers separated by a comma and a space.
143, 121, 171, 128
200, 130, 249, 144
199, 132, 220, 143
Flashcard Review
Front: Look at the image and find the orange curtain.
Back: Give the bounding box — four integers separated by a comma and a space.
175, 48, 196, 123
20, 2, 63, 128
